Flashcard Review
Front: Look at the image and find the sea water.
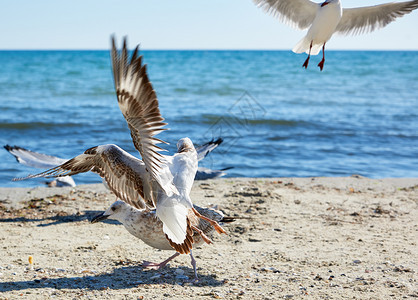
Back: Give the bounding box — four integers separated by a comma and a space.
0, 50, 417, 187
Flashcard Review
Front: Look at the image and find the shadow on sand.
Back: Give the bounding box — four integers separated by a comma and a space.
0, 264, 224, 292
0, 210, 120, 227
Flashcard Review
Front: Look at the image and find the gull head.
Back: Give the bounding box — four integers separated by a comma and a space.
91, 200, 129, 223
176, 137, 195, 153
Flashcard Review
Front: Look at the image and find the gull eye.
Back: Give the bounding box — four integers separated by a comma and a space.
111, 207, 116, 211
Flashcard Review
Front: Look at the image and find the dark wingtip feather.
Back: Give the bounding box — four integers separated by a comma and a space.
4, 144, 30, 163
4, 144, 26, 152
110, 34, 116, 48
122, 36, 127, 51
220, 166, 234, 171
213, 137, 223, 145
220, 216, 236, 223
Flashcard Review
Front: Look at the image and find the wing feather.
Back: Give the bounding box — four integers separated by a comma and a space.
111, 38, 175, 195
336, 0, 418, 35
195, 138, 223, 162
4, 145, 68, 169
253, 0, 319, 30
13, 144, 153, 209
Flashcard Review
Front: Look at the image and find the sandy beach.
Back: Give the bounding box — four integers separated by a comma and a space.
0, 176, 417, 299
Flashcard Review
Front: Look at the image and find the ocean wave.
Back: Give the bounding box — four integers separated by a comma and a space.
170, 114, 313, 129
200, 114, 311, 127
0, 122, 81, 130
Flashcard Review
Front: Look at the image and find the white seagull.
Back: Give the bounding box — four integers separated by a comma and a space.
195, 138, 233, 180
14, 36, 226, 255
253, 0, 418, 70
4, 145, 76, 187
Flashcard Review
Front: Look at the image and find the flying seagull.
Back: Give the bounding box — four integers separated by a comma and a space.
196, 138, 224, 162
4, 145, 75, 187
195, 138, 233, 180
14, 36, 226, 255
253, 0, 418, 70
5, 138, 230, 186
91, 200, 233, 280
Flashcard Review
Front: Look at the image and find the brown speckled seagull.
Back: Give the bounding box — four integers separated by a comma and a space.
91, 200, 232, 280
14, 36, 226, 259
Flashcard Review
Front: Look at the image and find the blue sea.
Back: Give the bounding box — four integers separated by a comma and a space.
0, 50, 417, 187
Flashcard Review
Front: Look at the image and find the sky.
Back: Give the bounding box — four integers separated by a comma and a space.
1, 0, 418, 50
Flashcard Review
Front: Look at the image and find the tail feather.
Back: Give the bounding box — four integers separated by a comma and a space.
166, 218, 194, 254
292, 37, 321, 55
156, 199, 189, 245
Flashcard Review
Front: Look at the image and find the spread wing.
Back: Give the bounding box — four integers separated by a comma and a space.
195, 138, 223, 162
336, 0, 418, 35
4, 145, 68, 169
195, 166, 232, 180
13, 144, 153, 210
253, 0, 319, 30
111, 36, 176, 196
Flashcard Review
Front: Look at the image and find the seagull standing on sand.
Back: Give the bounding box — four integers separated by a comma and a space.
91, 200, 233, 280
15, 36, 226, 256
253, 0, 418, 70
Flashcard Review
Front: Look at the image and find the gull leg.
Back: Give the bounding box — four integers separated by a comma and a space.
318, 43, 326, 71
191, 207, 226, 234
189, 251, 199, 282
302, 41, 313, 69
142, 252, 180, 270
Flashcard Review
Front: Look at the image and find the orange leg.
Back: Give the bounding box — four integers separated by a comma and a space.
191, 207, 226, 234
303, 41, 313, 69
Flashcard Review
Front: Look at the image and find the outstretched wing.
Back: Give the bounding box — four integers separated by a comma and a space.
13, 144, 153, 210
195, 138, 223, 162
336, 0, 418, 35
4, 145, 68, 169
195, 166, 232, 180
253, 0, 319, 30
111, 36, 176, 196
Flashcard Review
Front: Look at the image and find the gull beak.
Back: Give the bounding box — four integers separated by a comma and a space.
177, 144, 185, 153
91, 212, 109, 223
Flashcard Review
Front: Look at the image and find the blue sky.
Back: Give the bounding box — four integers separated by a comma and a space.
2, 0, 418, 50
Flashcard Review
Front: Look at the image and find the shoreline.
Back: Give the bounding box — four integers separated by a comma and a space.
2, 176, 417, 208
1, 177, 417, 299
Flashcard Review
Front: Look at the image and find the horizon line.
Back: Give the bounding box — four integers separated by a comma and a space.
0, 48, 417, 52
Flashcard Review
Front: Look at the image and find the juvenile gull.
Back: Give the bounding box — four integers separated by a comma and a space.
91, 200, 232, 280
5, 138, 229, 185
14, 36, 226, 255
253, 0, 418, 70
